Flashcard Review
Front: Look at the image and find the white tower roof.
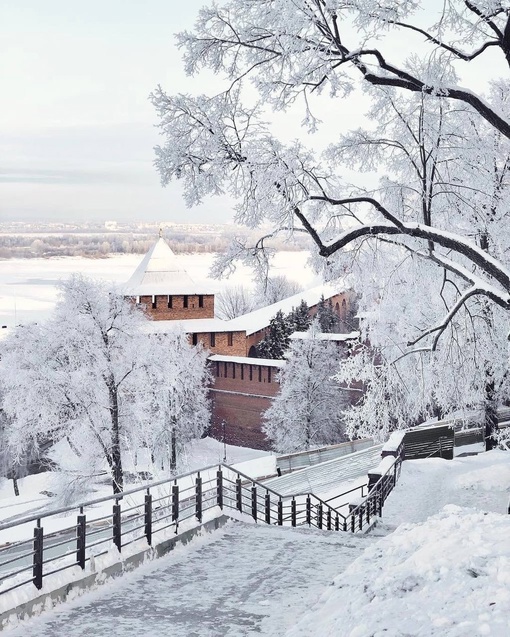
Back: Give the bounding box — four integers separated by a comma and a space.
123, 237, 209, 296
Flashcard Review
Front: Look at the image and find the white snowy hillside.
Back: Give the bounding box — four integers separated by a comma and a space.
288, 451, 510, 637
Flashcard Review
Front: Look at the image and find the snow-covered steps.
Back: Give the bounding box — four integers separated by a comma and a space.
6, 521, 371, 637
262, 444, 384, 498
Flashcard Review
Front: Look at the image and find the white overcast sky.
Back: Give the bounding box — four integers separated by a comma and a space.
0, 0, 236, 224
0, 1, 504, 225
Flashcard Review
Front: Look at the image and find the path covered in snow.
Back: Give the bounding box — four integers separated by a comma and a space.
6, 522, 369, 636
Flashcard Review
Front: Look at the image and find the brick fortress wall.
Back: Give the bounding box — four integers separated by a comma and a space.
209, 361, 281, 450
191, 331, 247, 357
245, 289, 356, 354
140, 294, 215, 320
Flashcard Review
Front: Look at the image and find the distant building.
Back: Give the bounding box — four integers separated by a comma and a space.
124, 237, 357, 449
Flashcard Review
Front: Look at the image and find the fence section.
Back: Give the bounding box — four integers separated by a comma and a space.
0, 452, 403, 598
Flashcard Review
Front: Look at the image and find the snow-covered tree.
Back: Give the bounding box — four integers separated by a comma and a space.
263, 322, 347, 452
257, 310, 293, 359
254, 275, 303, 308
137, 330, 211, 473
215, 284, 254, 320
330, 86, 510, 442
317, 295, 339, 333
288, 299, 312, 332
0, 275, 211, 494
150, 1, 510, 444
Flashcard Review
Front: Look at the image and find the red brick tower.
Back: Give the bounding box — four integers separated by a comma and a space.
124, 236, 214, 320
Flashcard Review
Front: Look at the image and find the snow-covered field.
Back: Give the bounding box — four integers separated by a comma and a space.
0, 251, 317, 328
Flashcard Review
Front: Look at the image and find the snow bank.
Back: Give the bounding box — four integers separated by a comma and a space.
381, 430, 406, 455
289, 505, 510, 637
288, 451, 510, 636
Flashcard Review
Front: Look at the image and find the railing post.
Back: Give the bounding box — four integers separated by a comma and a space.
144, 491, 152, 546
76, 508, 86, 569
278, 498, 283, 526
216, 468, 223, 509
265, 492, 271, 524
236, 477, 243, 513
33, 521, 43, 590
306, 495, 311, 526
335, 514, 340, 532
317, 503, 323, 530
378, 485, 383, 517
113, 500, 121, 552
366, 500, 370, 526
327, 508, 332, 531
172, 483, 179, 522
196, 473, 203, 522
251, 485, 257, 522
350, 513, 355, 533
291, 498, 297, 527
358, 509, 363, 531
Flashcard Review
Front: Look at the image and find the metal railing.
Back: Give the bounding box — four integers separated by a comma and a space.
348, 456, 402, 533
0, 456, 403, 597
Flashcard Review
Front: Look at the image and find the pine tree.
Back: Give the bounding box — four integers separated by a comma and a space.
288, 299, 311, 332
256, 310, 293, 359
317, 295, 338, 333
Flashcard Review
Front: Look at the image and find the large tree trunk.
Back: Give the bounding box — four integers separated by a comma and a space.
479, 233, 499, 452
12, 475, 19, 497
484, 378, 498, 451
108, 378, 124, 494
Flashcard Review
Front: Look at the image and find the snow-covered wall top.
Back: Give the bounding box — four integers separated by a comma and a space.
227, 281, 349, 336
209, 354, 286, 367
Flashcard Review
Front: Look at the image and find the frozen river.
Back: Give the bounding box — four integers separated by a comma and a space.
0, 251, 315, 328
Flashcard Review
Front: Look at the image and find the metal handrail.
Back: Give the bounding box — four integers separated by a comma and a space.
0, 454, 402, 597
349, 455, 402, 522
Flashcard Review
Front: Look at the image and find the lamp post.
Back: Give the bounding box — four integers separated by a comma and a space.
222, 420, 227, 462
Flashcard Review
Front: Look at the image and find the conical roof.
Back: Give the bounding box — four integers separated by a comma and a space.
123, 237, 207, 296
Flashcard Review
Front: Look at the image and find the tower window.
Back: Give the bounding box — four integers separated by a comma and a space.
258, 366, 262, 382
210, 332, 216, 348
227, 332, 233, 346
224, 362, 228, 377
241, 365, 244, 380
168, 295, 173, 309
268, 367, 271, 383
183, 295, 188, 309
192, 333, 198, 346
199, 295, 204, 308
232, 363, 236, 379
152, 296, 157, 309
249, 365, 253, 381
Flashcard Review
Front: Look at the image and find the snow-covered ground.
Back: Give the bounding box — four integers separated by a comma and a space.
289, 450, 510, 637
0, 437, 274, 540
3, 449, 509, 636
0, 251, 317, 328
